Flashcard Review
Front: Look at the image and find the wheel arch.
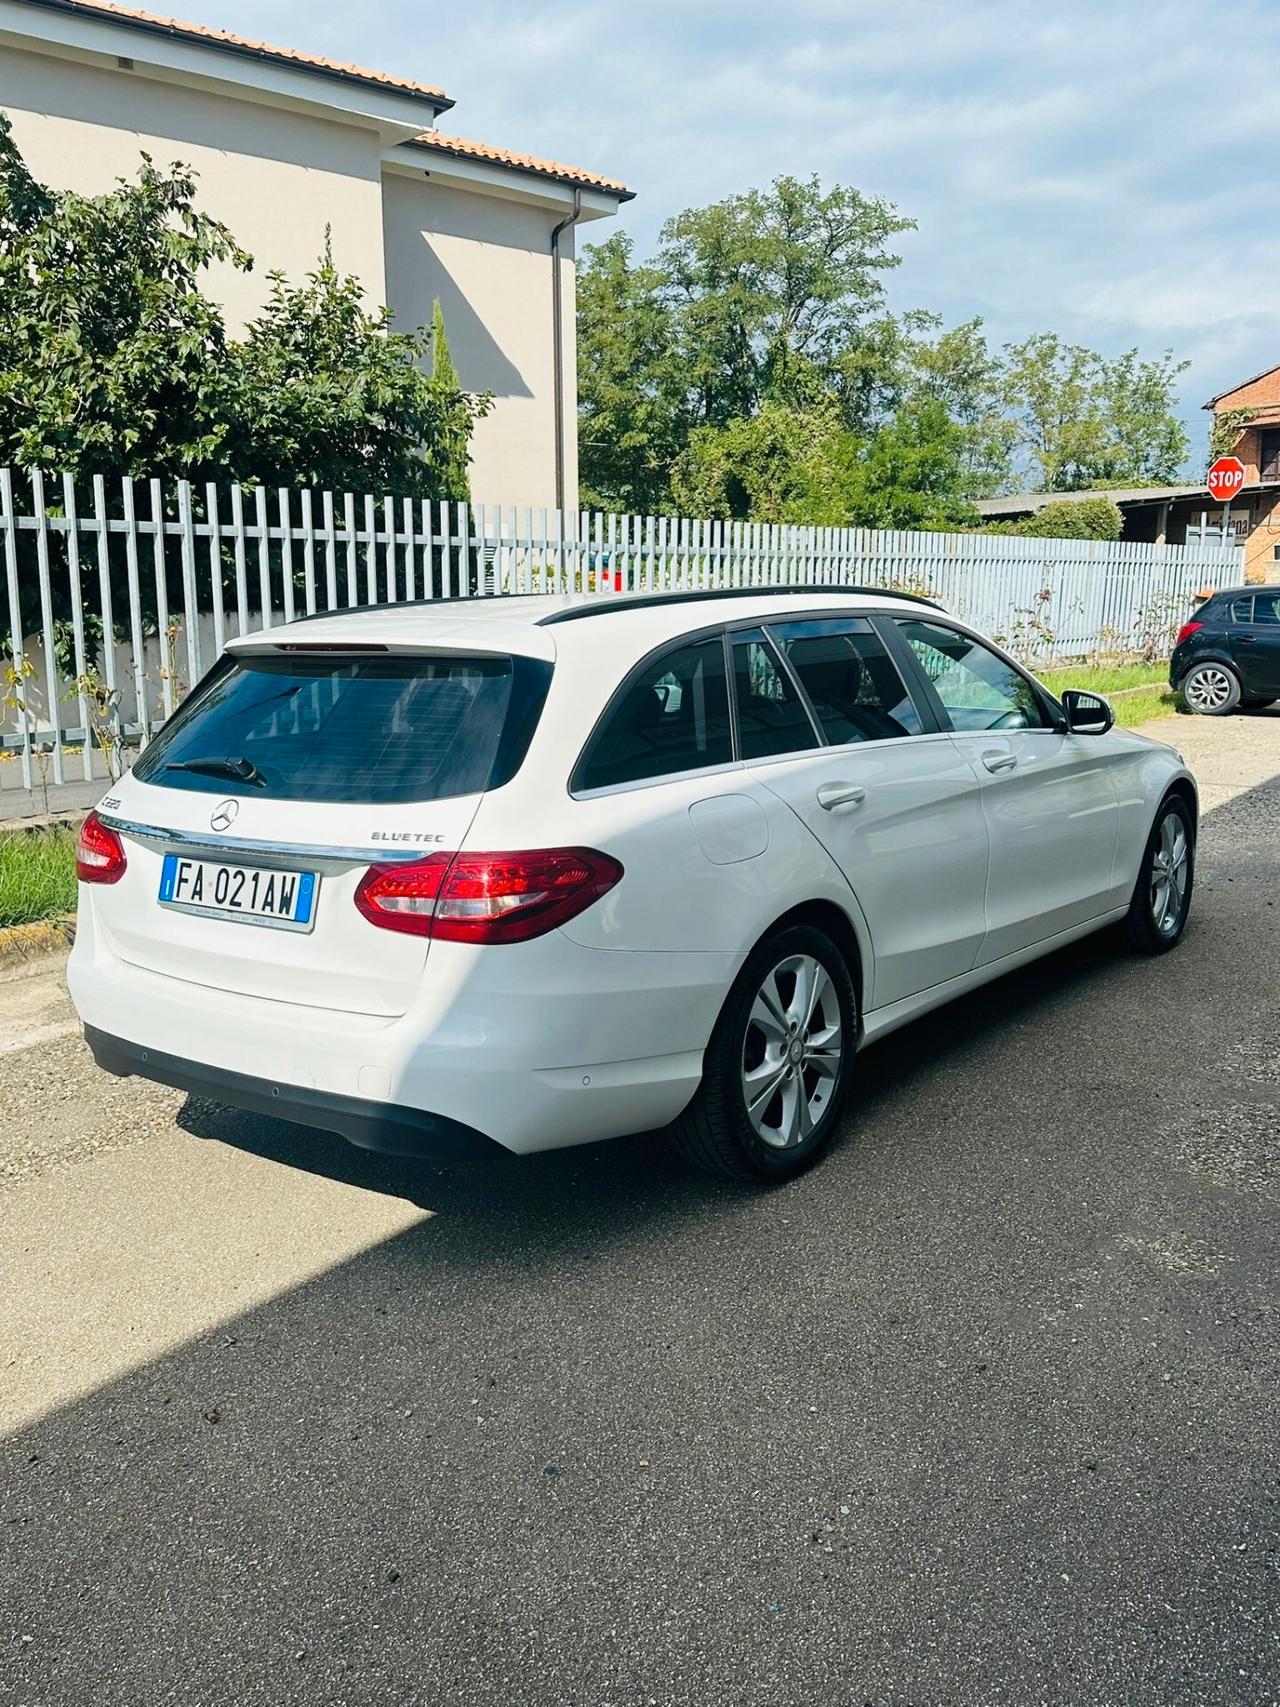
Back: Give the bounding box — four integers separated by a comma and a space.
744, 898, 869, 1031
1177, 651, 1239, 686
1162, 774, 1199, 834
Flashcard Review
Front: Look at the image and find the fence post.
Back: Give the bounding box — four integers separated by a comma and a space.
177, 480, 202, 687
0, 467, 32, 790
120, 477, 150, 745
229, 484, 250, 638
322, 491, 339, 612
205, 480, 226, 655
61, 473, 94, 782
30, 470, 66, 785
300, 488, 317, 615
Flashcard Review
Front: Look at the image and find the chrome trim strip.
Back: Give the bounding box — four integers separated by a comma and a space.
96, 812, 413, 865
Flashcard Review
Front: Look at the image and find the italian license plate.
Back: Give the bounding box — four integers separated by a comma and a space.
158, 854, 318, 931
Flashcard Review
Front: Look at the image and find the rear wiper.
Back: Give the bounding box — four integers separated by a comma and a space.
164, 755, 267, 788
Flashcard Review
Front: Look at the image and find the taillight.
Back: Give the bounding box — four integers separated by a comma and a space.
76, 810, 127, 884
1174, 620, 1203, 646
354, 848, 623, 943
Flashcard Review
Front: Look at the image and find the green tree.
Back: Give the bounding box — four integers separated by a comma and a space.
1003, 333, 1188, 490
659, 174, 913, 427
576, 233, 686, 511
825, 400, 982, 531
0, 113, 489, 632
0, 113, 487, 497
673, 394, 980, 533
905, 318, 1017, 498
224, 257, 483, 500
671, 395, 844, 522
577, 176, 914, 509
0, 110, 249, 477
428, 297, 473, 500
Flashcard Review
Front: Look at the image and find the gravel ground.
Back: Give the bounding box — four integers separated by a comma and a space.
3, 716, 1280, 1706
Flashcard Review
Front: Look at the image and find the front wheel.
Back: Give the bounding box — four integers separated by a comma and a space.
668, 923, 857, 1181
1180, 661, 1240, 716
1126, 794, 1194, 954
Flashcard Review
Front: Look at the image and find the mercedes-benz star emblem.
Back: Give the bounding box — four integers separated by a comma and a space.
209, 799, 239, 833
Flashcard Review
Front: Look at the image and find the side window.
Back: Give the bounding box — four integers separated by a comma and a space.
1231, 596, 1255, 623
770, 616, 922, 743
575, 637, 732, 790
730, 628, 820, 759
896, 619, 1051, 733
1252, 594, 1280, 625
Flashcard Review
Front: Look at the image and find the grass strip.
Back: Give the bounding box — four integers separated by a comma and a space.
0, 824, 79, 928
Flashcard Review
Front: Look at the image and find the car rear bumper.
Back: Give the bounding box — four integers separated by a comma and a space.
69, 909, 732, 1155
84, 1025, 501, 1161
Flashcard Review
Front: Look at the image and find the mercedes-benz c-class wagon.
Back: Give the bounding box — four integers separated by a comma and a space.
69, 586, 1197, 1181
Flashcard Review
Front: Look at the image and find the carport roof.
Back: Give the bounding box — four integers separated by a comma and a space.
973, 483, 1280, 520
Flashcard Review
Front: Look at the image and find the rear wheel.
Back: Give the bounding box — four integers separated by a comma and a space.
1126, 794, 1194, 954
669, 923, 856, 1182
1180, 661, 1240, 716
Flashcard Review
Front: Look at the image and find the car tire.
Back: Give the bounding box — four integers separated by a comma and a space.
669, 923, 857, 1182
1126, 794, 1194, 955
1180, 661, 1241, 716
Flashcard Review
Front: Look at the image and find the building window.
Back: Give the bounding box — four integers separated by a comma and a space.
1260, 429, 1280, 481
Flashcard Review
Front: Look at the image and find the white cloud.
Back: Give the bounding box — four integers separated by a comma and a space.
160, 0, 1280, 451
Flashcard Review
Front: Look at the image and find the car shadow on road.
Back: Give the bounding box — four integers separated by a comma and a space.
174, 921, 1126, 1258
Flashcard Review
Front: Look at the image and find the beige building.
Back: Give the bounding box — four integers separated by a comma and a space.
0, 0, 633, 509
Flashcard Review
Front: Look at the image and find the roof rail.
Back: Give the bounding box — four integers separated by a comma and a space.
535, 582, 941, 625
282, 582, 941, 629
285, 590, 548, 625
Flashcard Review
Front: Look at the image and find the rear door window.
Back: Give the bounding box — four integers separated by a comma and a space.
769, 616, 922, 742
132, 652, 549, 804
574, 637, 733, 791
729, 628, 820, 759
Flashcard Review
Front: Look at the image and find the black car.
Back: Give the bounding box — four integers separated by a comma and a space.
1169, 584, 1280, 715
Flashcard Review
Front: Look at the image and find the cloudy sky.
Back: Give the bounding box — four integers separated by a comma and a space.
188, 0, 1278, 465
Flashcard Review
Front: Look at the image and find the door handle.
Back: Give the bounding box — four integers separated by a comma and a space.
1237, 634, 1257, 645
981, 750, 1018, 774
816, 782, 866, 812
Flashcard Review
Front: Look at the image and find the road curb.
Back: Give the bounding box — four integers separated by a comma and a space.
0, 916, 76, 977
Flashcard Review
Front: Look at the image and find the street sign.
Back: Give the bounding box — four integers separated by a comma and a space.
1206, 456, 1246, 503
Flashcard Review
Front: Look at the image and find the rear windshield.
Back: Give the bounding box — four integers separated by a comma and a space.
132, 651, 551, 805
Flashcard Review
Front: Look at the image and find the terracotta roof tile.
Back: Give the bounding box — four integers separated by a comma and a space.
34, 0, 452, 104
411, 129, 633, 199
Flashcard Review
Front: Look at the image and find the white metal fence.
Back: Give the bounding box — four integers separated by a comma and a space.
0, 465, 1244, 798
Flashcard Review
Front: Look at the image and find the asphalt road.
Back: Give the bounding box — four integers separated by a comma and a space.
4, 718, 1280, 1707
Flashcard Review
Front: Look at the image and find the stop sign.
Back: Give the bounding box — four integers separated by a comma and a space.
1206, 455, 1246, 503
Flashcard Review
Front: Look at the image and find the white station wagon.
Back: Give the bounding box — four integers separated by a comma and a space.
69, 587, 1196, 1181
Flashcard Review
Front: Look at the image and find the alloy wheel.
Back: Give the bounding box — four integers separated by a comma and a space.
1149, 810, 1189, 934
1184, 666, 1233, 712
740, 952, 843, 1149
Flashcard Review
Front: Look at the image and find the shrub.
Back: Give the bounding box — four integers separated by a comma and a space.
1013, 497, 1123, 541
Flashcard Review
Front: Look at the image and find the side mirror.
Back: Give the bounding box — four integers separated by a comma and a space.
1061, 688, 1114, 735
